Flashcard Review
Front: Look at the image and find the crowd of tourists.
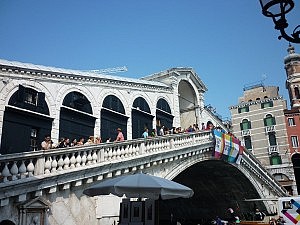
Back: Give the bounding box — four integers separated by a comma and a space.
41, 121, 215, 150
41, 127, 125, 150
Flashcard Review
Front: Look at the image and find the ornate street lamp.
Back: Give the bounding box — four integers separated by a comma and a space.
259, 0, 300, 43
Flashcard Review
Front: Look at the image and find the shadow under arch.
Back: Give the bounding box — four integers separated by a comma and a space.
159, 160, 265, 225
59, 91, 95, 142
0, 220, 16, 225
1, 85, 52, 154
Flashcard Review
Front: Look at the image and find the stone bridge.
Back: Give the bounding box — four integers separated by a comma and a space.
0, 131, 287, 225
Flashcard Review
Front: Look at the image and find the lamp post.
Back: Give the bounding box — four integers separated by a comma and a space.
259, 0, 300, 43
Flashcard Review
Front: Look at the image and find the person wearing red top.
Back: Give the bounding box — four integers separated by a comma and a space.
115, 128, 124, 141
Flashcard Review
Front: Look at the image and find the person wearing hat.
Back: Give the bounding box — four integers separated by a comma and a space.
115, 128, 124, 142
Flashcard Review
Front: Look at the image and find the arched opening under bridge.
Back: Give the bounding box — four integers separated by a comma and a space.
159, 160, 266, 225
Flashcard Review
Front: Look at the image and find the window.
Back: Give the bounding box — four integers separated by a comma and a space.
264, 114, 276, 126
30, 128, 38, 151
291, 136, 299, 148
244, 136, 252, 150
269, 133, 277, 146
238, 106, 249, 113
24, 89, 38, 105
295, 87, 300, 99
288, 118, 295, 126
240, 119, 251, 130
274, 173, 290, 182
270, 154, 282, 165
261, 101, 273, 109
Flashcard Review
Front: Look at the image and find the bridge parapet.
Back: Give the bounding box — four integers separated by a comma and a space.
0, 130, 287, 211
0, 131, 213, 204
240, 150, 287, 196
0, 131, 211, 183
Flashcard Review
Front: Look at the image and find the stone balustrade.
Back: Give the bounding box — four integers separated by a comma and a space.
240, 150, 287, 196
0, 131, 212, 184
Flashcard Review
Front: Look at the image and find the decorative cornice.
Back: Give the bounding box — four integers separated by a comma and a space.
141, 67, 208, 92
0, 59, 171, 92
229, 96, 283, 109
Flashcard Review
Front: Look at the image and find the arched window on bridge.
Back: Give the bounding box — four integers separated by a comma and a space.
60, 91, 95, 143
132, 97, 153, 139
156, 98, 173, 132
101, 95, 127, 141
178, 80, 197, 130
1, 85, 52, 154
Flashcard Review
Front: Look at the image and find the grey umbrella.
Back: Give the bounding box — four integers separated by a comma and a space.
83, 172, 194, 200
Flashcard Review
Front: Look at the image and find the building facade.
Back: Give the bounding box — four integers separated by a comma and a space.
283, 44, 300, 193
0, 60, 227, 155
229, 85, 296, 195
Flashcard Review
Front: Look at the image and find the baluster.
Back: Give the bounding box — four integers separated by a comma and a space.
51, 156, 58, 173
158, 141, 163, 152
104, 148, 109, 161
57, 155, 64, 171
124, 145, 129, 158
112, 147, 117, 160
164, 139, 169, 149
92, 150, 97, 163
76, 152, 82, 167
173, 138, 178, 148
120, 146, 125, 159
81, 151, 87, 166
64, 154, 70, 170
87, 150, 93, 165
107, 147, 113, 160
10, 161, 19, 180
27, 159, 35, 177
44, 156, 52, 174
70, 153, 76, 169
2, 162, 11, 182
155, 141, 159, 152
146, 142, 151, 153
19, 160, 27, 179
116, 146, 121, 160
128, 145, 133, 157
132, 144, 137, 156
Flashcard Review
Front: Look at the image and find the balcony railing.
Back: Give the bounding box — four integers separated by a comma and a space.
268, 145, 279, 154
241, 129, 251, 136
265, 125, 276, 133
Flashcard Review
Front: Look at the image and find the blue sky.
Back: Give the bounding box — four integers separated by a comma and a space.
0, 1, 299, 119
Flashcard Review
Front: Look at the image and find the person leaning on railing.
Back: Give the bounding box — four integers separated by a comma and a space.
41, 134, 53, 150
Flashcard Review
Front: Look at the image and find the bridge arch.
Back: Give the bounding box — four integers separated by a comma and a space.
0, 83, 54, 154
156, 97, 174, 132
131, 96, 153, 139
178, 79, 200, 130
161, 158, 270, 223
59, 91, 96, 142
101, 94, 128, 141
